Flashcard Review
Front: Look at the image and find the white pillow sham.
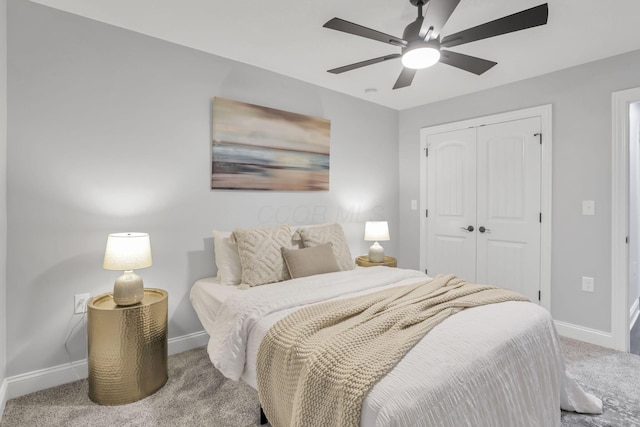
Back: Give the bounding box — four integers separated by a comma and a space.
212, 230, 242, 285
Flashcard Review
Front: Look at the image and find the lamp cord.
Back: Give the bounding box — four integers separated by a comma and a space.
64, 312, 87, 382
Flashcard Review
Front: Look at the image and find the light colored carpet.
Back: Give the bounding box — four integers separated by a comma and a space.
560, 336, 640, 426
0, 347, 261, 427
1, 336, 639, 426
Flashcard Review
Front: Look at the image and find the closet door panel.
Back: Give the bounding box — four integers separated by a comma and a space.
476, 117, 541, 302
426, 128, 476, 282
482, 240, 526, 293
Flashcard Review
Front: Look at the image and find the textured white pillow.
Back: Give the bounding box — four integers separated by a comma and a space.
232, 224, 292, 287
212, 230, 242, 285
291, 223, 331, 243
295, 223, 355, 271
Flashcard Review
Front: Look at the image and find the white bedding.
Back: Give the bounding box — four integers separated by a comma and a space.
190, 267, 602, 427
190, 276, 239, 335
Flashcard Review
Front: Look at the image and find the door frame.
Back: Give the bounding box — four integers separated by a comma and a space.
419, 104, 553, 311
611, 87, 640, 352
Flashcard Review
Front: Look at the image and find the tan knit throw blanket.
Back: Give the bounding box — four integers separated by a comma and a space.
256, 274, 529, 427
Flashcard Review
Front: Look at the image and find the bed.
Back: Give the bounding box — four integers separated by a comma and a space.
190, 223, 602, 426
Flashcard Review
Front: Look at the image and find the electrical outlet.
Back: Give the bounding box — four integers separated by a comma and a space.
582, 200, 595, 216
74, 293, 90, 314
581, 277, 595, 293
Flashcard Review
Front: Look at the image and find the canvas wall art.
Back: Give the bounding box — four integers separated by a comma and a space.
211, 97, 331, 191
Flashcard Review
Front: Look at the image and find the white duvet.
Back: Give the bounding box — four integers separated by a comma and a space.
193, 267, 602, 427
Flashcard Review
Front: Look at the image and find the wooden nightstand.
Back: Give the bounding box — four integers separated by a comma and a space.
356, 255, 397, 268
87, 288, 168, 405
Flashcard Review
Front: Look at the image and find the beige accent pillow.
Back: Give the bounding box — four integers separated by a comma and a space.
232, 224, 292, 286
295, 223, 355, 271
281, 243, 341, 279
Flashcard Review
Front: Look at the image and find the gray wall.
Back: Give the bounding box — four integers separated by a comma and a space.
6, 0, 399, 376
630, 102, 640, 312
399, 49, 640, 333
0, 0, 7, 385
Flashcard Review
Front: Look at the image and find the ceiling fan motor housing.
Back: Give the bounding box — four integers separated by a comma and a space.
403, 17, 426, 42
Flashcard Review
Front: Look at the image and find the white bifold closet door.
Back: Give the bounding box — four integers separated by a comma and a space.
426, 117, 541, 302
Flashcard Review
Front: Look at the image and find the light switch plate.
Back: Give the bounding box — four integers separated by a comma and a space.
411, 200, 418, 210
582, 200, 595, 216
581, 276, 595, 293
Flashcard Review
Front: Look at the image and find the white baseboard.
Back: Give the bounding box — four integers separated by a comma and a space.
1, 330, 209, 405
630, 298, 640, 331
167, 330, 209, 356
0, 378, 8, 419
6, 359, 89, 401
554, 320, 614, 349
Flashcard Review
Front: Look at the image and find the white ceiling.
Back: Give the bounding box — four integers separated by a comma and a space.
30, 0, 640, 110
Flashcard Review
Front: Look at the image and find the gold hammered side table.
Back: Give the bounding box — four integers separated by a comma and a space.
356, 255, 397, 268
87, 288, 168, 405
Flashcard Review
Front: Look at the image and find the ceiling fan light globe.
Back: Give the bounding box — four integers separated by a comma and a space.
401, 46, 440, 69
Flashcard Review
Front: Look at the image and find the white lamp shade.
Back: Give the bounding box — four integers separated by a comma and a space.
103, 232, 153, 271
364, 221, 390, 242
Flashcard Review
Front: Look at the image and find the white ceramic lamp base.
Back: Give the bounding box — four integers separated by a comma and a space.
368, 242, 385, 263
113, 270, 144, 306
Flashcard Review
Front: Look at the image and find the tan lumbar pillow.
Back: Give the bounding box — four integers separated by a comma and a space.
281, 243, 341, 279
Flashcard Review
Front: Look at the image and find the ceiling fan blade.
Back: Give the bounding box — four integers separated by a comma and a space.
441, 3, 548, 48
422, 0, 462, 38
323, 18, 407, 47
328, 54, 401, 74
439, 50, 497, 75
393, 68, 417, 90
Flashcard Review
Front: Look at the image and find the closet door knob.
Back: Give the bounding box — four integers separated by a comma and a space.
479, 226, 491, 233
460, 225, 474, 232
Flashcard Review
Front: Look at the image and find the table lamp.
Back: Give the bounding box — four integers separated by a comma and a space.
103, 232, 152, 306
364, 221, 390, 263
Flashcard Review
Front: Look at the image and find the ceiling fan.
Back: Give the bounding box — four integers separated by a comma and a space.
323, 0, 549, 89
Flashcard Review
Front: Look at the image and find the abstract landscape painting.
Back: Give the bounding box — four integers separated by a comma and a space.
211, 97, 330, 191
